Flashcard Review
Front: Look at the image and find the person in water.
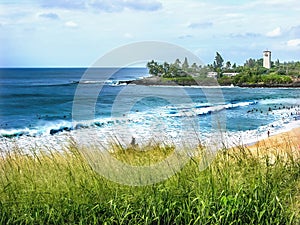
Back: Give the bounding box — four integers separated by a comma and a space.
131, 137, 137, 146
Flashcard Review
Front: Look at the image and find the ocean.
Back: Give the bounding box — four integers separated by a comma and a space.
0, 68, 300, 151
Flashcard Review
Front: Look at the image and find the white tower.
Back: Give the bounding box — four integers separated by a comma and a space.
263, 50, 271, 69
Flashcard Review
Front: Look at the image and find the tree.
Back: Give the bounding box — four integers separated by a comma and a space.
147, 60, 159, 76
163, 62, 170, 75
225, 61, 231, 70
174, 59, 181, 68
157, 64, 164, 76
232, 63, 236, 68
256, 58, 263, 67
245, 58, 256, 68
214, 52, 224, 70
182, 57, 189, 70
213, 61, 217, 70
191, 62, 199, 71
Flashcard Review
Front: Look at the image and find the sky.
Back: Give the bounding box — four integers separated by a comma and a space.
0, 0, 300, 67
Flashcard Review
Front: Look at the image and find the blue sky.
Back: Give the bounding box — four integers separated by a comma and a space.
1, 0, 300, 67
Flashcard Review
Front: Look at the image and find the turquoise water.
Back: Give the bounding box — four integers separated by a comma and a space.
0, 68, 299, 148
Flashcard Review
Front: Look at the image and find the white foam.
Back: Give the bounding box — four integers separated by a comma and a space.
259, 98, 300, 105
1, 99, 300, 154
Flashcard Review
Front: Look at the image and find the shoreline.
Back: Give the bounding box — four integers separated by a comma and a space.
1, 99, 300, 153
244, 126, 300, 155
1, 121, 299, 155
121, 76, 300, 88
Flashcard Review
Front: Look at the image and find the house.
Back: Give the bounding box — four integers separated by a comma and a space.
207, 72, 218, 79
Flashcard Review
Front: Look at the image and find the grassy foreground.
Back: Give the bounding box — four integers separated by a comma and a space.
0, 137, 299, 224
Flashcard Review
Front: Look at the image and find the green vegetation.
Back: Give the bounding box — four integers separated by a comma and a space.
0, 140, 299, 224
219, 72, 293, 86
146, 53, 300, 86
218, 58, 298, 86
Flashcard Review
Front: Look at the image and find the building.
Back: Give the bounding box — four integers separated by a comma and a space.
207, 72, 218, 79
263, 50, 271, 69
222, 72, 239, 77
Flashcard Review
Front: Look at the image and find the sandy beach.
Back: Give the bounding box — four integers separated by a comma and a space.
245, 127, 300, 158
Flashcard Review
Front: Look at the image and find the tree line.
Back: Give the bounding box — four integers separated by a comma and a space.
146, 52, 300, 86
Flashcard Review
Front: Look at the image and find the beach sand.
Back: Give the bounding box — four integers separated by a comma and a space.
245, 127, 300, 159
244, 127, 300, 218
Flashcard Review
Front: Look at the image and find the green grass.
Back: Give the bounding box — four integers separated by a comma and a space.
0, 139, 299, 224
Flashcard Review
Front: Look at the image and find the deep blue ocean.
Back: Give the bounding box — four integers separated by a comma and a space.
0, 68, 300, 149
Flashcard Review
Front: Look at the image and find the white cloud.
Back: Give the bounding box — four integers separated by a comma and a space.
40, 0, 162, 12
266, 27, 282, 37
64, 21, 78, 28
38, 12, 60, 20
41, 0, 86, 9
188, 22, 213, 29
230, 32, 260, 38
244, 0, 300, 10
287, 39, 300, 47
255, 0, 299, 6
1, 0, 300, 67
88, 0, 122, 12
123, 0, 162, 11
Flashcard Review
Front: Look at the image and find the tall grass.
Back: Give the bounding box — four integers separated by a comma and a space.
0, 138, 299, 224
